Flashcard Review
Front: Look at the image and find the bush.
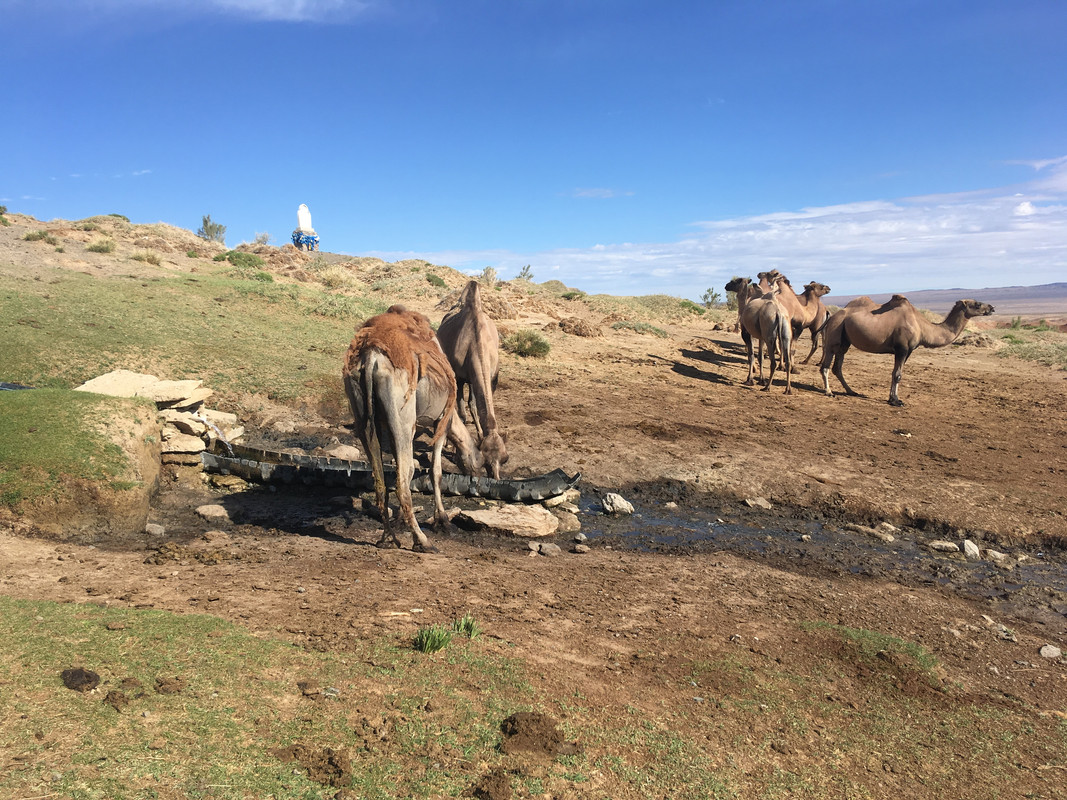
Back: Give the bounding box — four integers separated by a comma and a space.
197, 214, 226, 244
186, 250, 200, 259
479, 266, 498, 286
679, 299, 706, 316
561, 290, 586, 301
108, 213, 131, 223
611, 320, 668, 338
131, 251, 161, 266
502, 329, 551, 358
24, 231, 58, 245
515, 264, 534, 281
214, 250, 265, 269
87, 238, 115, 254
425, 272, 446, 288
253, 232, 271, 245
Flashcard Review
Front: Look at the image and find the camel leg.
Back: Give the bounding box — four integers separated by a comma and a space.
832, 348, 859, 396
428, 435, 450, 536
782, 325, 793, 395
801, 325, 820, 365
742, 332, 756, 386
888, 348, 911, 407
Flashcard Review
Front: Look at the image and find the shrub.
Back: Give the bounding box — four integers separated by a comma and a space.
679, 299, 706, 316
131, 251, 161, 266
561, 290, 586, 301
479, 266, 498, 286
515, 264, 534, 281
197, 214, 226, 244
425, 272, 446, 288
502, 329, 551, 358
108, 213, 131, 223
215, 250, 265, 269
701, 288, 722, 307
413, 624, 453, 653
612, 320, 668, 338
87, 238, 115, 254
186, 250, 200, 258
24, 231, 58, 245
80, 222, 100, 232
253, 232, 271, 245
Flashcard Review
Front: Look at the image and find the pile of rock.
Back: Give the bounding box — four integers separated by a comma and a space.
74, 369, 244, 464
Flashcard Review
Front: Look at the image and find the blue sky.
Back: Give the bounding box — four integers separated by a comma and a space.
3, 0, 1065, 299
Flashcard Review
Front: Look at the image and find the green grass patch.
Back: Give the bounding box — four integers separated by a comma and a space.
992, 327, 1067, 369
0, 266, 385, 402
0, 389, 153, 509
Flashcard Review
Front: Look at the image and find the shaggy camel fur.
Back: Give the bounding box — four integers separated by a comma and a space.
725, 276, 793, 394
436, 280, 509, 479
820, 295, 995, 406
342, 305, 483, 552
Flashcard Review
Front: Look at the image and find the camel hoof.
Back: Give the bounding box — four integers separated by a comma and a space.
412, 542, 439, 554
375, 538, 400, 550
889, 399, 905, 407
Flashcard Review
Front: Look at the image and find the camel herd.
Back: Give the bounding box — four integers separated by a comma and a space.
727, 270, 994, 407
341, 274, 994, 551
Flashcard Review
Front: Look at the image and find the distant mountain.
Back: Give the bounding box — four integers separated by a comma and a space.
825, 282, 1067, 317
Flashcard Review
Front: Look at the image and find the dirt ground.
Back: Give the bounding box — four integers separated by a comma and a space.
2, 213, 1067, 796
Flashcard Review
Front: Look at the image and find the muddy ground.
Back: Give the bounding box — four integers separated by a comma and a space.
2, 213, 1067, 796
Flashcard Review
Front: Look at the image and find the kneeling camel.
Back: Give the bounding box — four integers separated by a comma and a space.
820, 295, 994, 406
342, 305, 483, 552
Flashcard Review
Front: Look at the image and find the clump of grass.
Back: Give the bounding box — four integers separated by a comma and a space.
678, 299, 706, 316
994, 327, 1067, 369
502, 329, 551, 358
426, 272, 446, 288
611, 320, 668, 338
413, 624, 453, 653
131, 250, 161, 266
561, 290, 587, 301
24, 230, 58, 245
108, 213, 131, 222
451, 612, 482, 639
317, 265, 359, 290
87, 238, 115, 253
186, 249, 200, 258
214, 250, 265, 269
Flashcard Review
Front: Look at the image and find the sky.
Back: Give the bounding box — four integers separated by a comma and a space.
3, 0, 1066, 300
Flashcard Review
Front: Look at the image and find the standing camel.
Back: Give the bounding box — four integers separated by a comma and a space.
436, 280, 509, 479
342, 305, 484, 552
774, 277, 833, 369
820, 295, 995, 406
725, 276, 793, 394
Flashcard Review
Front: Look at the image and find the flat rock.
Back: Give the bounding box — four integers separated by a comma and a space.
928, 540, 960, 553
196, 504, 231, 523
602, 493, 634, 515
454, 505, 560, 538
75, 369, 158, 398
1039, 644, 1062, 660
161, 433, 207, 454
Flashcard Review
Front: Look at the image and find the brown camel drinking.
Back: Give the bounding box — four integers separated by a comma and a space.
436, 280, 509, 479
725, 276, 793, 394
342, 305, 484, 552
819, 295, 995, 406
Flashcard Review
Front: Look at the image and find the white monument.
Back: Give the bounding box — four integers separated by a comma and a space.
297, 203, 314, 234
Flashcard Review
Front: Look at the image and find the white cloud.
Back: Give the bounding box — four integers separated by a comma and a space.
572, 188, 634, 199
370, 155, 1067, 299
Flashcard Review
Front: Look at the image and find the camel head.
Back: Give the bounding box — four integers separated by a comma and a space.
957, 299, 995, 318
804, 281, 831, 297
757, 269, 783, 285
453, 438, 485, 477
725, 276, 751, 295
479, 430, 509, 480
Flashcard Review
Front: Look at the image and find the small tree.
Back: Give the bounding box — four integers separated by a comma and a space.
479, 266, 498, 286
726, 291, 738, 312
253, 231, 270, 245
701, 288, 722, 308
516, 264, 534, 281
197, 214, 226, 245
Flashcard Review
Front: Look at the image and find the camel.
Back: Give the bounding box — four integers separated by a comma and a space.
436, 280, 509, 479
342, 305, 484, 552
724, 276, 793, 394
819, 295, 995, 406
757, 271, 832, 368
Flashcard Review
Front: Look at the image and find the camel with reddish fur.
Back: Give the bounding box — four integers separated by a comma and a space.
725, 276, 793, 394
820, 295, 995, 406
436, 281, 509, 479
342, 305, 483, 552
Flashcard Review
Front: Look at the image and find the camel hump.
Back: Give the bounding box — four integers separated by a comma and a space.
885, 294, 912, 308
845, 296, 876, 308
350, 306, 452, 394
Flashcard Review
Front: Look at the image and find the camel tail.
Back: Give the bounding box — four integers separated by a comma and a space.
361, 356, 384, 456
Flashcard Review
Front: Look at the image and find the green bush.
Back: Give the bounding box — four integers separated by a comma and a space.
108, 213, 131, 223
215, 250, 265, 270
679, 299, 706, 316
80, 222, 100, 232
87, 238, 115, 253
425, 272, 446, 288
502, 329, 551, 358
561, 291, 586, 301
186, 250, 200, 258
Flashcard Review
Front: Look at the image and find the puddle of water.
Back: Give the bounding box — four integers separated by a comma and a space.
577, 497, 1067, 635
